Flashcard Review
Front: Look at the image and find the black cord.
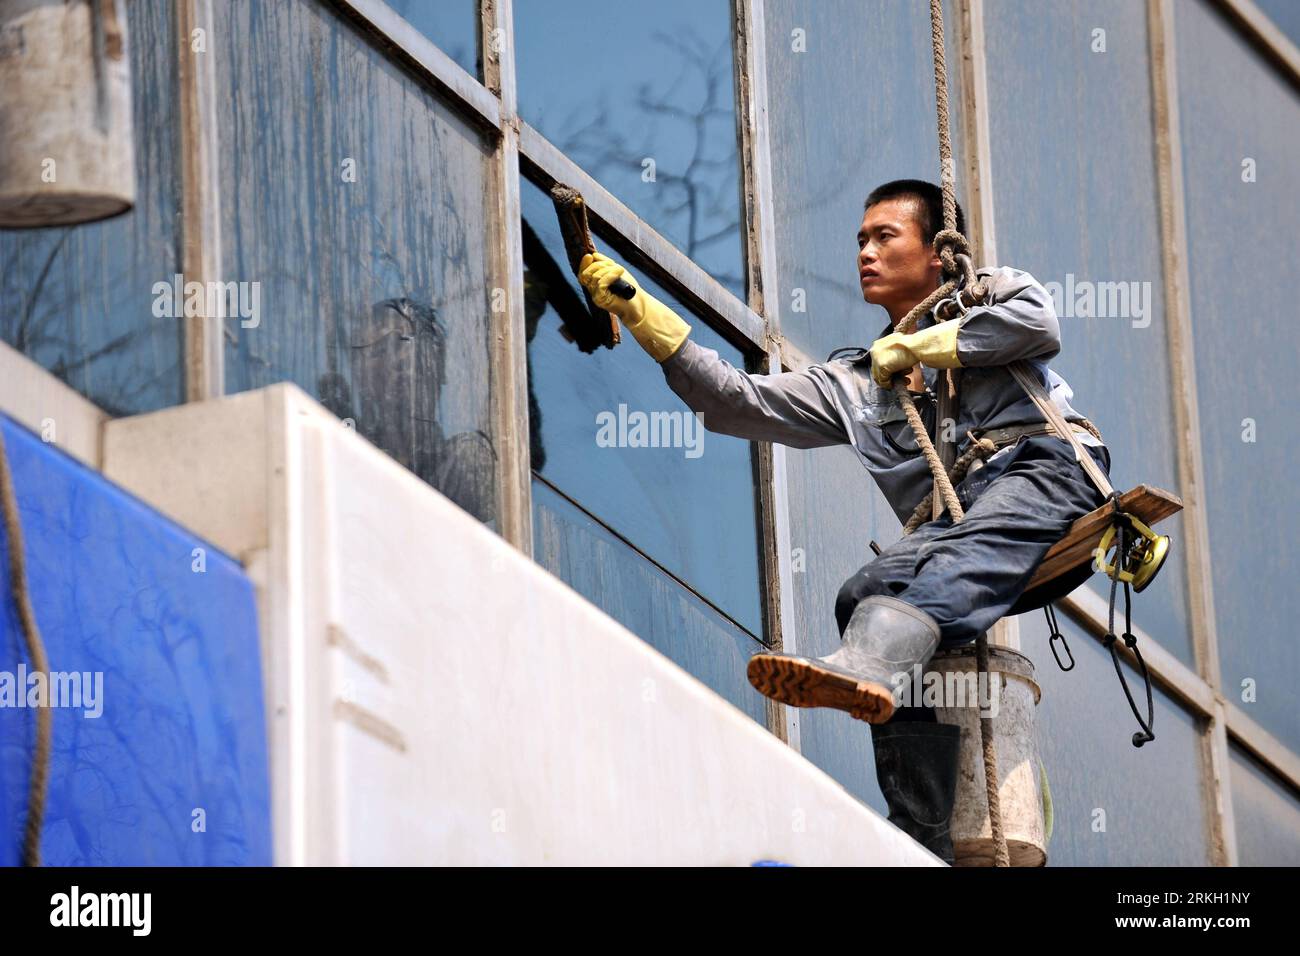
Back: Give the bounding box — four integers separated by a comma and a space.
1100, 508, 1157, 747
1047, 493, 1157, 747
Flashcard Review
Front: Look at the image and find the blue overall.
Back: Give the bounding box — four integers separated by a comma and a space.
833, 433, 1112, 647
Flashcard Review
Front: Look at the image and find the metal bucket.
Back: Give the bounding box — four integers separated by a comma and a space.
0, 0, 135, 228
930, 645, 1048, 867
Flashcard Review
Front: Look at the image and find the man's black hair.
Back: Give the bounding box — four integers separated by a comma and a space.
863, 179, 966, 246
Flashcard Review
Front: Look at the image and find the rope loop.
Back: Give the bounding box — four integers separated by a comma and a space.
933, 227, 970, 280
1106, 489, 1123, 514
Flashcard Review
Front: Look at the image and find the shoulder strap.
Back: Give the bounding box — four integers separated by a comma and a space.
1007, 360, 1113, 497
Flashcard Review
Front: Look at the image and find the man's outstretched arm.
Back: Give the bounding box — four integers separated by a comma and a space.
578, 253, 848, 449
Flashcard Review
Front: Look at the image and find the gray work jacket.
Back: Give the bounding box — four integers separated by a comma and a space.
659, 265, 1107, 526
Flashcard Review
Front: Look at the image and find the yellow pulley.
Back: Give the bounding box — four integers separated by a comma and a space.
1094, 512, 1171, 593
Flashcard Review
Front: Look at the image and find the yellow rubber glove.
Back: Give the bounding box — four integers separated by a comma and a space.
578, 252, 692, 362
869, 320, 962, 388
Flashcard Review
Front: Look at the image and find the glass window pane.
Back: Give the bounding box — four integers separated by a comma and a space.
533, 479, 768, 727
1175, 0, 1300, 754
514, 1, 744, 300
764, 0, 969, 362
1016, 607, 1211, 865
0, 0, 182, 415
385, 0, 480, 81
1229, 743, 1300, 866
984, 0, 1193, 667
215, 0, 499, 528
521, 176, 764, 636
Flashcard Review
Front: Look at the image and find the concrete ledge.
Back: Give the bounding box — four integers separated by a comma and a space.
0, 339, 107, 468
105, 383, 940, 866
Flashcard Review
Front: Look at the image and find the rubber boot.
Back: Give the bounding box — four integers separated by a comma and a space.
871, 720, 963, 864
746, 594, 942, 723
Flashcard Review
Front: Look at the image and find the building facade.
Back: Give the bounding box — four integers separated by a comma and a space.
2, 0, 1298, 865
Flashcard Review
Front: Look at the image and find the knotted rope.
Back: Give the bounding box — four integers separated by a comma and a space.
890, 0, 1011, 867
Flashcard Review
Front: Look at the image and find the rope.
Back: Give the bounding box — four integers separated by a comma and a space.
896, 384, 965, 523
974, 624, 1010, 865
0, 427, 51, 867
902, 432, 997, 534
901, 417, 1105, 534
892, 0, 1012, 867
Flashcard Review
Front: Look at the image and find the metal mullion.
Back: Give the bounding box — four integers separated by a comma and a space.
480, 0, 532, 555
955, 0, 1019, 653
178, 0, 224, 402
1148, 0, 1235, 865
1224, 702, 1300, 792
735, 0, 800, 750
333, 0, 502, 135
1214, 0, 1300, 88
958, 0, 998, 270
517, 124, 766, 355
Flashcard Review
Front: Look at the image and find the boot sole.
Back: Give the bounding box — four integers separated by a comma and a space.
747, 654, 896, 723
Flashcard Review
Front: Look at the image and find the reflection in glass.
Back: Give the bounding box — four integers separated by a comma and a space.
515, 1, 743, 299
520, 176, 763, 637
533, 478, 768, 727
215, 0, 499, 527
0, 0, 181, 416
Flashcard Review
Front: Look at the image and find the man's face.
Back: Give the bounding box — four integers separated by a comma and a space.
857, 197, 943, 318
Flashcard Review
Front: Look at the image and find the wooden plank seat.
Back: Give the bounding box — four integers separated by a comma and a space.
1025, 485, 1183, 592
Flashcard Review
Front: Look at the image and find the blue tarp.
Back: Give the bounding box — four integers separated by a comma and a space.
0, 414, 271, 865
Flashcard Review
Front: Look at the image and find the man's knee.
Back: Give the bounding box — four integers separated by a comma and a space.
835, 567, 893, 635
